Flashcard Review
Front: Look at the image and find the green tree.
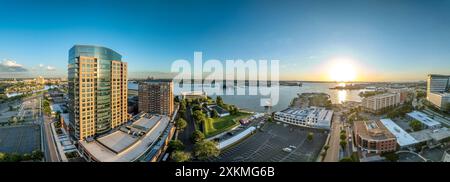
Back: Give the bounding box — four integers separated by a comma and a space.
340, 133, 346, 140
0, 152, 7, 161
211, 110, 219, 118
176, 118, 187, 131
340, 140, 347, 150
339, 157, 354, 162
193, 110, 206, 121
180, 99, 187, 111
171, 151, 191, 162
9, 153, 22, 162
409, 120, 423, 131
31, 150, 44, 160
381, 152, 399, 162
169, 140, 185, 151
307, 132, 314, 141
22, 153, 32, 161
191, 130, 205, 143
194, 140, 220, 160
216, 96, 224, 107
267, 116, 273, 122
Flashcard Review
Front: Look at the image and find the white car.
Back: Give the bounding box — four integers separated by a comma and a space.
283, 147, 292, 152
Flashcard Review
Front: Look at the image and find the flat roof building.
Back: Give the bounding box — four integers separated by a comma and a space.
426, 74, 450, 110
410, 127, 450, 145
354, 120, 397, 154
380, 119, 419, 148
406, 111, 442, 129
78, 114, 174, 162
138, 79, 174, 117
274, 107, 333, 129
361, 93, 400, 113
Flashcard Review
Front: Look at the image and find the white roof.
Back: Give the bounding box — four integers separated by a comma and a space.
380, 119, 419, 147
79, 115, 170, 162
218, 127, 256, 150
97, 131, 138, 153
407, 111, 441, 128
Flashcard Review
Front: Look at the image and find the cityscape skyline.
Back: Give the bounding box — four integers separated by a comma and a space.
1, 0, 450, 81
1, 0, 450, 167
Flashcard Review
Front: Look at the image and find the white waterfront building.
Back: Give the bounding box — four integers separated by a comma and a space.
274, 107, 333, 129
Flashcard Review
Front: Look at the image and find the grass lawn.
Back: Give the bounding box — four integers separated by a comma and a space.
203, 112, 252, 137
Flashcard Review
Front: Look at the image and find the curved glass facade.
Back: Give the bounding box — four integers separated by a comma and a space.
68, 45, 128, 140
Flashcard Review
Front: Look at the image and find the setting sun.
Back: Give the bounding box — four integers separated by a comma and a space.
328, 58, 357, 82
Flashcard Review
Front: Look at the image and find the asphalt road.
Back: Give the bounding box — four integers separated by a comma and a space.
42, 114, 59, 162
323, 113, 342, 162
178, 105, 196, 152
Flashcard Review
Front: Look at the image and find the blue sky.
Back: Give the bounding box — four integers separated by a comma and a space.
0, 0, 450, 81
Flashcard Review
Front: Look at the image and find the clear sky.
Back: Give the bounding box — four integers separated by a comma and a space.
0, 0, 450, 81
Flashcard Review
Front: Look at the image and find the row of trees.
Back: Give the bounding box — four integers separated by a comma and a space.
386, 103, 413, 118
170, 131, 220, 162
0, 150, 44, 162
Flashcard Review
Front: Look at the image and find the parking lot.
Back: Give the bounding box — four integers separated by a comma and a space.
210, 122, 327, 162
0, 125, 41, 154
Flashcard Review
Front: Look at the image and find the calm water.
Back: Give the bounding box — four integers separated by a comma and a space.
129, 82, 365, 113
6, 85, 57, 98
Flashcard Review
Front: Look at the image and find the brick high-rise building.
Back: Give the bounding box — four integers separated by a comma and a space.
138, 79, 173, 116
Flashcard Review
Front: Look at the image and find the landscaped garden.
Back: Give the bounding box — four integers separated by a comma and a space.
203, 111, 252, 137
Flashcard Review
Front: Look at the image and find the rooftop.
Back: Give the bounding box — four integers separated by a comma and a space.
276, 107, 333, 128
354, 120, 396, 141
410, 127, 450, 142
278, 107, 333, 121
79, 114, 170, 162
380, 119, 419, 147
366, 92, 398, 99
407, 111, 441, 128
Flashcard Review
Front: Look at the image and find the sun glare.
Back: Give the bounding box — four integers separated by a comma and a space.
328, 58, 357, 82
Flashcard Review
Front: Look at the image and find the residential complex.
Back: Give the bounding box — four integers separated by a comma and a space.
138, 79, 174, 116
426, 74, 450, 110
353, 120, 397, 154
68, 45, 128, 140
361, 92, 400, 113
274, 107, 333, 129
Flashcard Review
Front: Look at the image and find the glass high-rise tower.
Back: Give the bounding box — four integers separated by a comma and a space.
68, 45, 128, 140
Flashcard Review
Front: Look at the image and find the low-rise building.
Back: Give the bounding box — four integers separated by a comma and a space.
354, 120, 397, 154
180, 91, 207, 100
380, 119, 419, 148
205, 105, 230, 118
361, 93, 400, 113
274, 107, 333, 129
409, 127, 450, 146
78, 113, 175, 162
406, 111, 442, 129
